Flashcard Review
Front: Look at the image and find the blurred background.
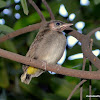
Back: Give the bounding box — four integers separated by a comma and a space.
0, 0, 100, 100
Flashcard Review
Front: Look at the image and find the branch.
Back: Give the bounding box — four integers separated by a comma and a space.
67, 28, 100, 70
65, 28, 84, 43
28, 0, 46, 21
67, 80, 87, 100
67, 28, 100, 69
42, 0, 55, 20
80, 56, 87, 100
0, 48, 100, 80
89, 65, 92, 100
0, 22, 44, 43
0, 16, 100, 70
0, 24, 100, 70
0, 25, 83, 44
81, 36, 100, 69
67, 39, 94, 100
89, 39, 93, 100
87, 27, 100, 37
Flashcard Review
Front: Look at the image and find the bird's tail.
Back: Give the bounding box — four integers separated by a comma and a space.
21, 66, 44, 84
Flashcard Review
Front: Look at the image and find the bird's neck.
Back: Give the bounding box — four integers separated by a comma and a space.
39, 27, 50, 34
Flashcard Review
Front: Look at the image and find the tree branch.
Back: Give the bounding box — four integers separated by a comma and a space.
87, 27, 100, 37
65, 28, 84, 43
80, 56, 87, 100
0, 22, 44, 43
28, 0, 46, 21
42, 0, 55, 20
81, 36, 100, 69
67, 80, 87, 100
66, 28, 100, 69
67, 38, 94, 100
0, 25, 83, 44
89, 39, 93, 100
0, 48, 100, 80
0, 24, 100, 70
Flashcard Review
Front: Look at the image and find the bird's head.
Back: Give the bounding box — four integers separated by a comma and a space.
48, 20, 73, 32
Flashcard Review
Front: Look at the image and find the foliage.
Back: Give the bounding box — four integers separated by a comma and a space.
94, 0, 100, 5
0, 0, 6, 8
0, 25, 14, 37
21, 0, 29, 15
0, 0, 100, 100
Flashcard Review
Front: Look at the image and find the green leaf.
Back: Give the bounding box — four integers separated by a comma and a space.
0, 0, 6, 8
21, 0, 29, 15
0, 25, 14, 37
94, 0, 100, 5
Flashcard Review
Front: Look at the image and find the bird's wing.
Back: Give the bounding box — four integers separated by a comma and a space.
25, 28, 49, 58
22, 31, 44, 71
22, 28, 50, 71
21, 32, 45, 84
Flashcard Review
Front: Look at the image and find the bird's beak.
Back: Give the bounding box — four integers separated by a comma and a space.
63, 23, 73, 27
60, 23, 73, 31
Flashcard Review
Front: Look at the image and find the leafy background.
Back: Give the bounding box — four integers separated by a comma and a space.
0, 0, 100, 100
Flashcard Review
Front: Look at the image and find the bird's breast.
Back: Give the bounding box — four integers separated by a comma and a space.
35, 32, 66, 64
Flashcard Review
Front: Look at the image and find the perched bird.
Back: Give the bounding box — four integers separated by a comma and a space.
21, 20, 73, 84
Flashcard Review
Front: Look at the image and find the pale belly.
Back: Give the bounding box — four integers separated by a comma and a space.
42, 41, 66, 64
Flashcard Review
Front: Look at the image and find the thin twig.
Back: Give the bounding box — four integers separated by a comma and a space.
89, 39, 93, 100
89, 78, 92, 100
89, 63, 92, 100
82, 57, 87, 71
28, 0, 46, 21
80, 85, 83, 100
42, 0, 55, 20
0, 48, 100, 79
67, 80, 87, 100
80, 57, 87, 100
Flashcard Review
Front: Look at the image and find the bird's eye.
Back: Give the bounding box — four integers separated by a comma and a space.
56, 22, 61, 26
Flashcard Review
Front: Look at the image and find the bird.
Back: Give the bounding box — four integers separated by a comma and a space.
21, 20, 73, 84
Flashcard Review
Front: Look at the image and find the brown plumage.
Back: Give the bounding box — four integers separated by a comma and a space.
21, 20, 73, 84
